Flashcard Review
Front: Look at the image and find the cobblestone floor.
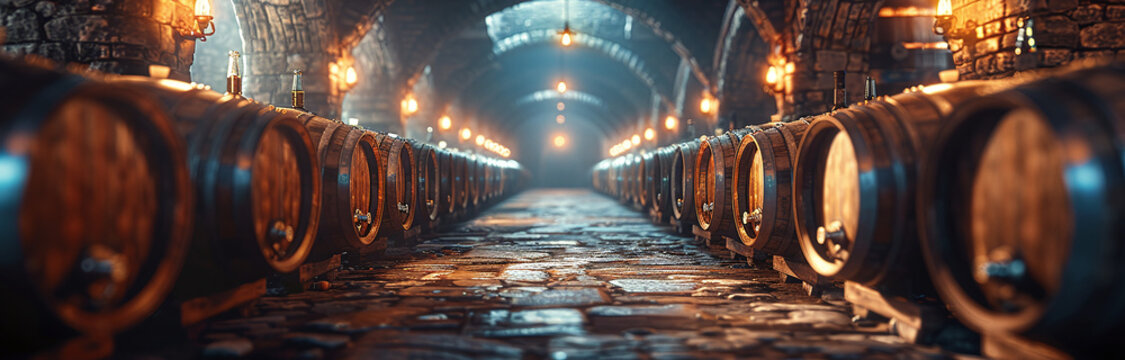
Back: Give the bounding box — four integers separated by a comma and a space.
186, 189, 958, 359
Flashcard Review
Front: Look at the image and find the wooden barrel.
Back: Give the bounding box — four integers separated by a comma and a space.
918, 64, 1125, 351
286, 112, 384, 259
732, 121, 809, 257
793, 80, 1009, 287
111, 77, 322, 291
645, 148, 667, 213
635, 153, 649, 208
482, 159, 495, 203
414, 142, 440, 226
0, 58, 192, 350
438, 149, 456, 216
694, 129, 753, 237
652, 147, 677, 216
468, 154, 483, 208
452, 152, 470, 211
373, 133, 415, 234
671, 140, 702, 223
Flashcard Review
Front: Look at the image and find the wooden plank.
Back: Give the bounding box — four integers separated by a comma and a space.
844, 281, 946, 344
299, 254, 341, 284
180, 278, 266, 326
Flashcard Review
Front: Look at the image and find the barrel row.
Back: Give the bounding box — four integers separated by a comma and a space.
593, 62, 1125, 356
0, 56, 528, 354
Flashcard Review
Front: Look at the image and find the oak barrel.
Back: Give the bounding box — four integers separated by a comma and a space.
373, 133, 416, 234
111, 77, 322, 292
918, 64, 1125, 352
671, 140, 702, 224
287, 112, 384, 259
0, 58, 191, 350
792, 80, 1008, 287
694, 129, 754, 237
731, 121, 809, 257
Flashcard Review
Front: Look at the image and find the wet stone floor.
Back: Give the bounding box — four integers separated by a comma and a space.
185, 189, 955, 359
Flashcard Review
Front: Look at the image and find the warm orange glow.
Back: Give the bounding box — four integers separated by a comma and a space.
644, 128, 655, 141
556, 81, 568, 93
553, 135, 567, 148
664, 116, 678, 130
460, 128, 472, 140
475, 135, 485, 146
785, 62, 795, 74
195, 0, 211, 17
401, 94, 419, 115
345, 66, 358, 85
556, 115, 566, 124
561, 32, 573, 46
878, 6, 935, 17
622, 140, 632, 150
937, 0, 952, 16
631, 134, 641, 146
700, 97, 712, 114
902, 41, 950, 50
766, 66, 779, 84
439, 115, 452, 130
329, 62, 340, 75
557, 102, 565, 111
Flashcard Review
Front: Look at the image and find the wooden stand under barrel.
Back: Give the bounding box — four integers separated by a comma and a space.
179, 278, 267, 326
277, 253, 346, 291
774, 256, 835, 297
844, 281, 947, 344
981, 333, 1070, 360
692, 225, 727, 251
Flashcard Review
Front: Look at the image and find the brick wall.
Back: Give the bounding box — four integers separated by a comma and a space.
0, 0, 198, 80
948, 0, 1125, 79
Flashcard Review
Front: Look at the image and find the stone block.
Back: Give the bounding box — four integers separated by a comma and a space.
1069, 4, 1104, 24
974, 54, 995, 75
75, 42, 110, 60
815, 50, 847, 72
1034, 15, 1078, 47
2, 8, 41, 42
1109, 6, 1125, 21
1080, 22, 1125, 48
846, 53, 864, 72
34, 1, 57, 17
1001, 32, 1018, 49
1, 43, 38, 55
994, 52, 1014, 72
1038, 48, 1072, 66
975, 36, 1000, 54
153, 0, 174, 24
116, 0, 154, 17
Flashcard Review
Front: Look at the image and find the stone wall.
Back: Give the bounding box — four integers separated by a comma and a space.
231, 0, 343, 118
948, 0, 1125, 79
0, 0, 198, 80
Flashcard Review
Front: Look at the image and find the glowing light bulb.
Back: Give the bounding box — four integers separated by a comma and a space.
700, 97, 712, 114
766, 66, 779, 84
438, 140, 447, 148
644, 128, 655, 141
556, 81, 567, 93
557, 102, 565, 111
556, 115, 566, 124
631, 135, 641, 145
561, 32, 572, 46
936, 0, 952, 16
664, 116, 678, 130
439, 115, 452, 130
345, 66, 357, 85
475, 135, 485, 146
195, 0, 211, 17
460, 128, 472, 140
553, 135, 567, 148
